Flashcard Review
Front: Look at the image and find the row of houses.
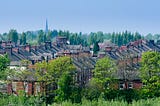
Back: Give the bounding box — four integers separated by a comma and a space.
0, 37, 96, 95
98, 39, 160, 89
0, 37, 159, 94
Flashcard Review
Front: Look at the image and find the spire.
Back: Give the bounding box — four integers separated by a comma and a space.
45, 19, 48, 35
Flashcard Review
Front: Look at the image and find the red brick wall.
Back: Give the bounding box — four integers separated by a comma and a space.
114, 81, 143, 90
7, 83, 12, 94
16, 82, 24, 91
7, 81, 40, 96
133, 82, 143, 89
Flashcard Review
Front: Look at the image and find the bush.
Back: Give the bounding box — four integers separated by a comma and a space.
103, 89, 140, 103
0, 93, 46, 106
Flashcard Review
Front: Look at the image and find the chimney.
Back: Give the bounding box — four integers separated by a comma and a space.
1, 41, 7, 48
12, 47, 19, 53
46, 56, 49, 63
105, 46, 112, 52
31, 60, 35, 65
52, 53, 54, 58
45, 41, 52, 49
25, 44, 31, 52
11, 47, 13, 55
10, 45, 13, 55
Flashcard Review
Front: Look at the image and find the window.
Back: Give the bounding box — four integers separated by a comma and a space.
128, 82, 133, 89
24, 82, 28, 93
119, 82, 125, 90
12, 82, 17, 91
36, 83, 40, 93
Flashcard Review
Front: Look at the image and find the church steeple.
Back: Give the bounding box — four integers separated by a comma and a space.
45, 19, 48, 35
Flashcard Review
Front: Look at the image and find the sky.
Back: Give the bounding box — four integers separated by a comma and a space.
0, 0, 160, 35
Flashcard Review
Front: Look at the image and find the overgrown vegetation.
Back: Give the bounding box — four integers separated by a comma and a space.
0, 93, 160, 106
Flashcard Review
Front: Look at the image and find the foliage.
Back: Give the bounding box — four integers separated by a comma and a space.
0, 54, 10, 71
38, 30, 46, 44
0, 54, 10, 80
8, 29, 19, 44
140, 51, 160, 98
55, 73, 74, 102
0, 93, 160, 106
93, 41, 100, 54
0, 94, 45, 106
20, 32, 27, 45
82, 79, 101, 101
55, 69, 82, 103
35, 56, 76, 83
111, 31, 143, 46
35, 56, 76, 103
70, 85, 82, 103
1, 29, 149, 47
51, 97, 160, 106
145, 33, 160, 42
92, 56, 117, 91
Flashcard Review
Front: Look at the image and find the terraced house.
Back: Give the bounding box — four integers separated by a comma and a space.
98, 39, 160, 89
0, 37, 160, 95
0, 36, 96, 95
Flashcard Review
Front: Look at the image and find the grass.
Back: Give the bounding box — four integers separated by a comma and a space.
0, 94, 160, 106
52, 97, 160, 106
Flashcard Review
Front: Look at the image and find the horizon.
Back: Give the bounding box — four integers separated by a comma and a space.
1, 0, 160, 35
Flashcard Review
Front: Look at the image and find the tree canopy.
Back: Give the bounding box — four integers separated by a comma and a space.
0, 54, 10, 80
35, 56, 76, 84
93, 41, 100, 54
140, 51, 160, 98
8, 29, 19, 44
93, 56, 117, 91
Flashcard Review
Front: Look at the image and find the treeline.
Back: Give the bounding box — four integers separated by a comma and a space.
145, 33, 160, 42
58, 31, 110, 46
0, 29, 159, 46
0, 29, 58, 45
0, 29, 111, 46
111, 31, 143, 46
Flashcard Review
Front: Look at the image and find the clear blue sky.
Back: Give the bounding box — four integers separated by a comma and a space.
0, 0, 160, 35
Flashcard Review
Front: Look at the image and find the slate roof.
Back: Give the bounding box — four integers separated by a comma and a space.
98, 39, 160, 80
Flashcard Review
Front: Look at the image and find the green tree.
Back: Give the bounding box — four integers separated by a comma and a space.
8, 29, 18, 44
111, 32, 115, 44
134, 32, 141, 41
0, 54, 9, 71
145, 33, 153, 40
93, 41, 100, 54
82, 79, 101, 101
140, 51, 160, 98
92, 57, 117, 92
55, 73, 74, 102
20, 32, 27, 45
97, 31, 104, 43
35, 56, 76, 95
0, 54, 10, 80
38, 30, 45, 44
46, 30, 52, 41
